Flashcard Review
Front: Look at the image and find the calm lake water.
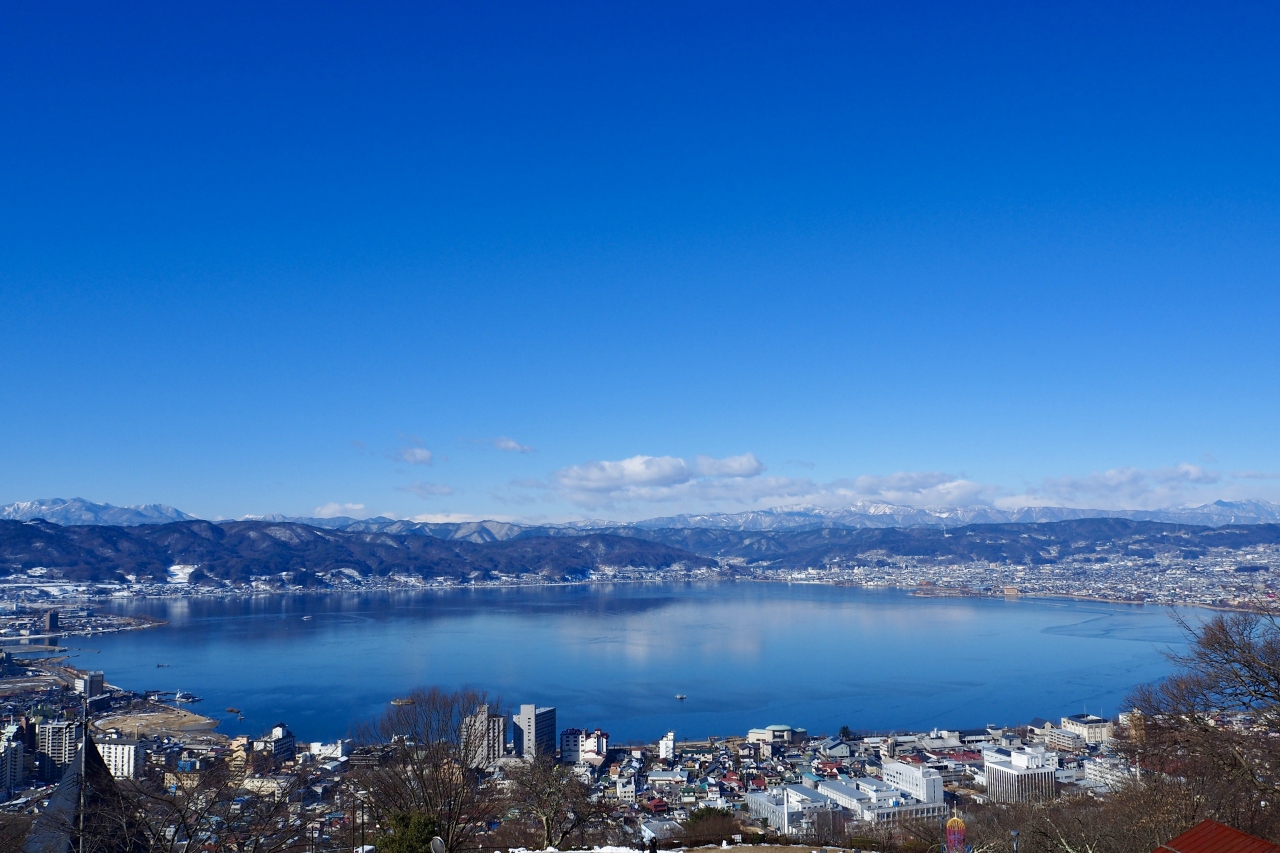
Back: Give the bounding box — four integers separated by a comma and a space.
61, 582, 1191, 744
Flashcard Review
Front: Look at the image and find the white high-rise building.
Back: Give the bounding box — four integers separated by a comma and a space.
512, 704, 556, 760
881, 759, 944, 803
98, 739, 143, 780
463, 706, 506, 768
658, 731, 675, 761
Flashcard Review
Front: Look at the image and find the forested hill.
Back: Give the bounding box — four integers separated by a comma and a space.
611, 517, 1280, 567
0, 520, 715, 584
2, 517, 1277, 585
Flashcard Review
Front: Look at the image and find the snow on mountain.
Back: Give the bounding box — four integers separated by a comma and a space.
626, 500, 1280, 531
5, 497, 1279, 534
0, 497, 197, 526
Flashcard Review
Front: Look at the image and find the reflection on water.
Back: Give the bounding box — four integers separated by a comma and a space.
73, 582, 1192, 743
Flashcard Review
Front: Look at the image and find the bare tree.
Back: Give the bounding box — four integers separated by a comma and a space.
503, 754, 609, 849
1123, 609, 1280, 840
350, 686, 503, 853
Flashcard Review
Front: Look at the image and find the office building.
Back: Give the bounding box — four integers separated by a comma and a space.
746, 785, 840, 834
881, 759, 944, 803
464, 705, 506, 768
984, 746, 1057, 803
74, 671, 105, 698
513, 704, 556, 760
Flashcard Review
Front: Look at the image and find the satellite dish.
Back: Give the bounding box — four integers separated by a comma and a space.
430, 837, 446, 853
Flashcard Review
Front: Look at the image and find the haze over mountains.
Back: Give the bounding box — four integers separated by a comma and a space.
5, 496, 1280, 534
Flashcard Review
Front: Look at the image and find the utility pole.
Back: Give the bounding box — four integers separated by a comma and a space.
78, 696, 87, 853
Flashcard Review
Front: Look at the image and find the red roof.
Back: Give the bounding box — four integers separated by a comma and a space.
1157, 820, 1280, 853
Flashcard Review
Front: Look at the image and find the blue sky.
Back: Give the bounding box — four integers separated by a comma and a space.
3, 1, 1279, 522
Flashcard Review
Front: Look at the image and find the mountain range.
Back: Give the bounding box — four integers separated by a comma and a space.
3, 516, 1277, 583
5, 497, 1280, 534
2, 494, 1280, 540
0, 520, 714, 584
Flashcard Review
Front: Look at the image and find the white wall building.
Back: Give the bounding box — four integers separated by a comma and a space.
745, 785, 839, 835
1061, 714, 1113, 744
984, 745, 1058, 803
513, 704, 556, 760
659, 731, 675, 761
309, 740, 353, 760
98, 739, 143, 780
881, 759, 944, 803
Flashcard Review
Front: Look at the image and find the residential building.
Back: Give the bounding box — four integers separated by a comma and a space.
560, 727, 608, 764
513, 704, 556, 760
98, 739, 143, 780
37, 721, 82, 781
464, 705, 506, 768
1045, 728, 1085, 753
1061, 714, 1113, 744
0, 740, 23, 791
560, 728, 584, 764
1084, 756, 1135, 791
616, 775, 637, 803
659, 731, 675, 761
253, 723, 296, 764
818, 736, 854, 759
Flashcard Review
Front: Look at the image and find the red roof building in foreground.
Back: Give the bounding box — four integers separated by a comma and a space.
1156, 820, 1280, 853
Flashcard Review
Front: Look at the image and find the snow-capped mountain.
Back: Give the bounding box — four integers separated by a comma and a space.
4, 497, 1279, 534
0, 497, 196, 526
626, 499, 1280, 531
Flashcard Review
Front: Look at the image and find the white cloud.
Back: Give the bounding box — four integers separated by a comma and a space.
401, 448, 434, 465
1003, 463, 1224, 510
493, 436, 535, 453
551, 453, 773, 508
399, 481, 454, 498
839, 472, 998, 506
312, 502, 366, 518
695, 453, 765, 478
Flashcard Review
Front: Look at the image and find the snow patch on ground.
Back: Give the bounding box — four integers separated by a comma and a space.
168, 565, 198, 584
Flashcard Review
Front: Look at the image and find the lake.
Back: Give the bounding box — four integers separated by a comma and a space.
61, 582, 1191, 744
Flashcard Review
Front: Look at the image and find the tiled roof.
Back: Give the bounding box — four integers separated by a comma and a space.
1157, 820, 1280, 853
